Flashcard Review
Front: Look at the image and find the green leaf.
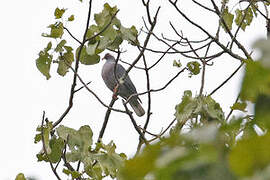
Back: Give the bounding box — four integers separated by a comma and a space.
76, 46, 100, 65
251, 4, 258, 17
48, 137, 65, 163
120, 25, 138, 45
92, 142, 125, 178
57, 50, 74, 76
240, 60, 270, 102
86, 25, 100, 40
86, 41, 99, 55
254, 94, 270, 129
64, 45, 73, 52
253, 39, 270, 68
195, 96, 225, 122
55, 40, 67, 52
54, 8, 65, 19
108, 35, 123, 50
120, 128, 234, 180
230, 102, 247, 112
63, 169, 81, 179
173, 59, 182, 68
68, 15, 75, 21
187, 61, 200, 76
94, 3, 118, 28
36, 42, 52, 79
15, 173, 26, 180
85, 164, 103, 179
235, 7, 254, 31
35, 121, 53, 162
97, 36, 113, 51
174, 91, 225, 131
56, 125, 93, 162
42, 22, 64, 39
34, 133, 42, 143
221, 6, 234, 31
120, 142, 160, 179
175, 90, 197, 124
229, 132, 270, 177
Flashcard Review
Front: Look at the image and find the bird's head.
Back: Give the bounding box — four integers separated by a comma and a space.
102, 53, 115, 61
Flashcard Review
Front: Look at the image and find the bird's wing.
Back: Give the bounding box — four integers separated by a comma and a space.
115, 64, 138, 96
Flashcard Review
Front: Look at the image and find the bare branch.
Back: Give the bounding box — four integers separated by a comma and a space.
168, 0, 246, 61
126, 67, 187, 103
98, 98, 118, 142
209, 62, 244, 96
63, 27, 82, 45
53, 0, 94, 128
122, 100, 148, 145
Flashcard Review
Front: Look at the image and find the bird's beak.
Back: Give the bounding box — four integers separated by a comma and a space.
102, 57, 105, 60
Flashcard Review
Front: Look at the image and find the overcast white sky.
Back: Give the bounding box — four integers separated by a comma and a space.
0, 0, 266, 179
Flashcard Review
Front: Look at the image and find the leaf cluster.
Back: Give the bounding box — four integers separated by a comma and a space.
36, 3, 139, 79
34, 124, 126, 179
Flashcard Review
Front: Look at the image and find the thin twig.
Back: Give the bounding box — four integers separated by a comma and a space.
126, 67, 187, 103
74, 81, 92, 93
41, 111, 61, 180
63, 27, 82, 45
122, 100, 148, 145
168, 0, 246, 61
209, 62, 244, 96
85, 10, 119, 43
123, 7, 161, 81
66, 62, 126, 113
226, 94, 240, 122
53, 0, 94, 128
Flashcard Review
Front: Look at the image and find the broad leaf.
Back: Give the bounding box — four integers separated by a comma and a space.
175, 90, 197, 124
55, 40, 67, 52
240, 60, 270, 102
76, 46, 100, 65
229, 132, 270, 177
187, 61, 200, 76
54, 8, 65, 19
42, 22, 64, 39
56, 125, 93, 162
235, 7, 254, 31
221, 6, 234, 31
36, 42, 53, 79
230, 102, 247, 112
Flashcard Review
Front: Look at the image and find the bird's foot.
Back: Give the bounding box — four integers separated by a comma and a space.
112, 84, 119, 100
112, 94, 118, 100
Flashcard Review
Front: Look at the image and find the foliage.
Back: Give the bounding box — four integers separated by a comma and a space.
34, 124, 126, 179
36, 3, 138, 80
31, 0, 270, 180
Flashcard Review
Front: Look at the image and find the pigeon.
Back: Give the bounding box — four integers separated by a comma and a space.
101, 53, 145, 117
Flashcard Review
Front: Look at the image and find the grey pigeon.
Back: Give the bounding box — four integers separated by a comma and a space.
102, 53, 145, 117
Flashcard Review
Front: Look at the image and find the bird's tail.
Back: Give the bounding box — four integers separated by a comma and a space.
129, 98, 145, 117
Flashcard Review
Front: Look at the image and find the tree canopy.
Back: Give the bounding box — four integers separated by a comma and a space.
16, 0, 270, 179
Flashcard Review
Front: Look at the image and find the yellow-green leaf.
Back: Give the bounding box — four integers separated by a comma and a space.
187, 61, 201, 76
36, 42, 53, 79
230, 102, 247, 112
68, 15, 75, 21
240, 60, 270, 102
42, 22, 64, 39
229, 132, 270, 176
221, 6, 234, 31
76, 46, 100, 65
15, 173, 26, 180
54, 8, 65, 19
